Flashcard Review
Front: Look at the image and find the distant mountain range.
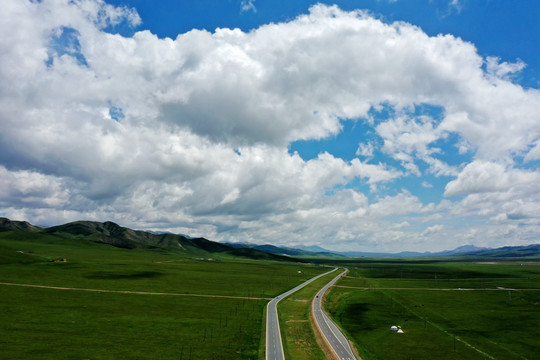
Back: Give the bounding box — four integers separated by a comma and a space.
335, 244, 492, 258
457, 244, 540, 258
224, 242, 346, 258
224, 242, 540, 259
1, 217, 538, 259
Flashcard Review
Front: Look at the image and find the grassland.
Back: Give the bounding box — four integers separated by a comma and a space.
0, 230, 326, 359
324, 260, 540, 360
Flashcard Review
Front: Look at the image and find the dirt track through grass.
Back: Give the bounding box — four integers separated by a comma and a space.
0, 281, 272, 300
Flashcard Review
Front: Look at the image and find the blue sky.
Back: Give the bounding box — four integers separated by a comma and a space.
1, 0, 539, 252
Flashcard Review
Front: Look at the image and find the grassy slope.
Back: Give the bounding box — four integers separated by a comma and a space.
0, 231, 326, 359
324, 260, 540, 360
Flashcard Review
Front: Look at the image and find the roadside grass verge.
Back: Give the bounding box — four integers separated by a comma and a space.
277, 271, 339, 360
258, 304, 267, 360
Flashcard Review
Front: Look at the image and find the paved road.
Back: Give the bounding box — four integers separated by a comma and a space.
312, 268, 357, 360
266, 267, 337, 360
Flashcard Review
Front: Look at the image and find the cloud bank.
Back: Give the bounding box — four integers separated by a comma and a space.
1, 0, 539, 251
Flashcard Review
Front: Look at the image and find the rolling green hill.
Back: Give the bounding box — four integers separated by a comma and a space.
0, 218, 296, 262
0, 217, 42, 232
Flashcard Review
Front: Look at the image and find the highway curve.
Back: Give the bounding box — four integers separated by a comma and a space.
312, 268, 357, 360
266, 267, 337, 360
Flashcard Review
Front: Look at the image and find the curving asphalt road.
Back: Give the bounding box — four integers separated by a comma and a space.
266, 267, 337, 360
312, 268, 357, 360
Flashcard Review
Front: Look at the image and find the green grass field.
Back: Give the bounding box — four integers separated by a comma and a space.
324, 260, 540, 360
0, 231, 327, 359
4, 228, 539, 359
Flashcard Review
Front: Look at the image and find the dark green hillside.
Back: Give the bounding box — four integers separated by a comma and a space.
0, 217, 42, 232
44, 220, 173, 249
225, 246, 298, 261
1, 218, 296, 262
